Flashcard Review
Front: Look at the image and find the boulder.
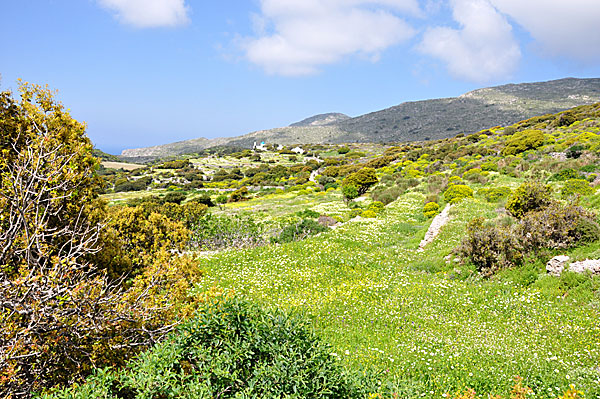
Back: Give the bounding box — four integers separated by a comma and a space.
546, 255, 570, 276
569, 259, 600, 275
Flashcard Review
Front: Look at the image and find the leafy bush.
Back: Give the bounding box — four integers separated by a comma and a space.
228, 186, 249, 202
273, 218, 328, 243
296, 209, 320, 218
423, 202, 440, 218
191, 213, 267, 250
194, 194, 215, 207
561, 178, 594, 199
550, 168, 580, 181
371, 185, 403, 205
502, 129, 545, 155
163, 191, 187, 204
215, 194, 228, 204
459, 218, 524, 277
44, 297, 372, 399
518, 202, 600, 251
367, 201, 385, 214
480, 161, 498, 172
443, 184, 474, 204
360, 209, 377, 218
478, 187, 512, 202
157, 159, 190, 169
566, 144, 585, 159
506, 181, 553, 218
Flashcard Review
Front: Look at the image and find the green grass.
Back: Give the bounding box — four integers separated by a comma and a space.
193, 192, 600, 398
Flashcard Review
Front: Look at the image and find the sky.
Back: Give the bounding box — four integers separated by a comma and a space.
1, 0, 599, 154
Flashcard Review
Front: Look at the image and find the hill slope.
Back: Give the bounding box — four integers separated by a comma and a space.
121, 77, 600, 159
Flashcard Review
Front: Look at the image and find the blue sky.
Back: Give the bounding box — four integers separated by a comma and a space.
1, 0, 599, 154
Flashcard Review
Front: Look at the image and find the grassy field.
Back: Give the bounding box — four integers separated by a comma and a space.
193, 190, 600, 398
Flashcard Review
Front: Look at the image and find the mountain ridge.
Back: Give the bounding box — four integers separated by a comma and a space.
120, 77, 600, 159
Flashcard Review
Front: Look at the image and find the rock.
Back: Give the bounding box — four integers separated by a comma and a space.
546, 255, 570, 276
318, 215, 338, 227
418, 204, 452, 252
569, 259, 600, 275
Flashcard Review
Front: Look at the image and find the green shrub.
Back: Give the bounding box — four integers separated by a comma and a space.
561, 179, 594, 199
371, 185, 402, 205
191, 213, 267, 250
502, 129, 545, 155
45, 298, 372, 399
423, 202, 440, 218
367, 201, 385, 214
566, 144, 585, 159
163, 191, 187, 204
360, 209, 377, 218
228, 186, 249, 202
480, 161, 498, 172
550, 168, 580, 181
506, 181, 553, 218
478, 187, 512, 202
296, 209, 320, 218
273, 218, 328, 243
194, 194, 215, 207
348, 208, 363, 219
337, 146, 350, 154
443, 184, 474, 204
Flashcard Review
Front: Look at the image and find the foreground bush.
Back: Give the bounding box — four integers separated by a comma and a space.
0, 83, 202, 397
44, 298, 372, 399
459, 218, 524, 277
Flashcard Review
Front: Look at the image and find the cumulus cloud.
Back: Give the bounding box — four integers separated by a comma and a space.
243, 0, 420, 76
98, 0, 189, 28
419, 0, 521, 82
489, 0, 600, 61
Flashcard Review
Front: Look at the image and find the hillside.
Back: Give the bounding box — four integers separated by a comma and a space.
120, 77, 600, 160
85, 102, 600, 398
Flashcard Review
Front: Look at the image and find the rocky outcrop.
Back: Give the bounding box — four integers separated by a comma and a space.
546, 256, 600, 275
569, 259, 600, 274
546, 255, 570, 276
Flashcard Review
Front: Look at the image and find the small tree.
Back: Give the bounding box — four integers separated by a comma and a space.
343, 168, 378, 195
342, 184, 359, 202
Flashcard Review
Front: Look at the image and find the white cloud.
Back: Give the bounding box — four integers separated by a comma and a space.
419, 0, 521, 82
98, 0, 189, 28
489, 0, 600, 61
243, 0, 420, 76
